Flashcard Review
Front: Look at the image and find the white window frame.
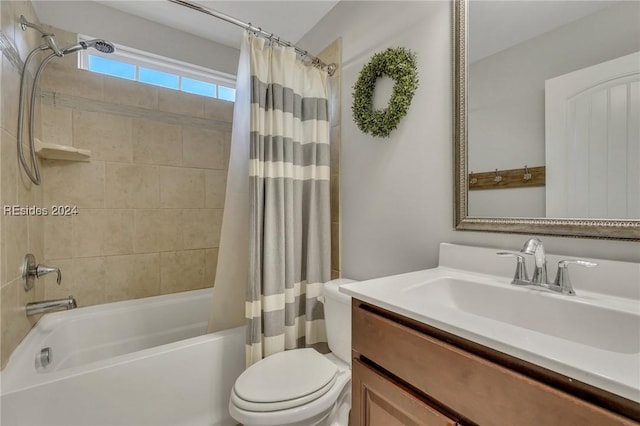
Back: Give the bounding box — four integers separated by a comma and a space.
78, 35, 236, 99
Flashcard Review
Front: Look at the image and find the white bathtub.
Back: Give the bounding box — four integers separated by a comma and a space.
0, 288, 245, 426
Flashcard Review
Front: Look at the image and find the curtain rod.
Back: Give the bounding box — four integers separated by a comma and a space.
167, 0, 337, 76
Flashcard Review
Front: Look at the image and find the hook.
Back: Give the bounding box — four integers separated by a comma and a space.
493, 169, 503, 183
523, 165, 532, 181
469, 172, 478, 185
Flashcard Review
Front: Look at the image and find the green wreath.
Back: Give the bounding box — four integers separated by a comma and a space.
352, 47, 419, 138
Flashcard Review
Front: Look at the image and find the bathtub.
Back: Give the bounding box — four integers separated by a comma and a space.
0, 288, 245, 426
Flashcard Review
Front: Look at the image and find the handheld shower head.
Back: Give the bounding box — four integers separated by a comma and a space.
86, 39, 115, 54
61, 39, 116, 56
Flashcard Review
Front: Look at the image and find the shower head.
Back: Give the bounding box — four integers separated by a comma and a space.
61, 39, 116, 55
85, 39, 116, 54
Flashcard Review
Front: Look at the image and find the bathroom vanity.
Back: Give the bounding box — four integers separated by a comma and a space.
341, 243, 640, 425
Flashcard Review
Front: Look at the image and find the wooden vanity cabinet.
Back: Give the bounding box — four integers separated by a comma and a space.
352, 359, 458, 426
351, 299, 640, 426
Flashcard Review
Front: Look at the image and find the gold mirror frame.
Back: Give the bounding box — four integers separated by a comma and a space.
453, 0, 640, 241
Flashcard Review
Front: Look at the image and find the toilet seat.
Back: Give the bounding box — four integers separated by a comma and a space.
232, 348, 338, 412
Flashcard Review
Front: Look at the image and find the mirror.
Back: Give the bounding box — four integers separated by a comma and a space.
454, 0, 640, 240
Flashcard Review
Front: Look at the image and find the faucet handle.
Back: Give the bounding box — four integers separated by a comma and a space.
497, 252, 529, 284
36, 264, 62, 285
553, 259, 597, 295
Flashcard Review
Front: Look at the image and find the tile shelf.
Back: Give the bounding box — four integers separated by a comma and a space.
35, 139, 91, 162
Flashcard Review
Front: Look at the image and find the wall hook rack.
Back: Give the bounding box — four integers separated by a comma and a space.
468, 166, 545, 191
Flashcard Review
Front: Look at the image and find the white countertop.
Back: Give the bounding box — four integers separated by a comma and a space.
339, 243, 640, 403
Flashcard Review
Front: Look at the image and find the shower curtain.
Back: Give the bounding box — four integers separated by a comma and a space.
245, 34, 331, 366
208, 33, 251, 334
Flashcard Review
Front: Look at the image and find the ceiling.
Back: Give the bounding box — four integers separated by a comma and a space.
469, 1, 620, 63
94, 0, 339, 49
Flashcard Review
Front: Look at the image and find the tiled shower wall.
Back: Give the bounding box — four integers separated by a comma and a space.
37, 25, 233, 307
0, 0, 46, 369
317, 38, 342, 279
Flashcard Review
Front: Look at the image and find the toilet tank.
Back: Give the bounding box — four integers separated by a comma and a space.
323, 278, 355, 364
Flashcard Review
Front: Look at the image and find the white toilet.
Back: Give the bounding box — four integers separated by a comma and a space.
229, 278, 355, 426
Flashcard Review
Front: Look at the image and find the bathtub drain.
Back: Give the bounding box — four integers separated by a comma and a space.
37, 347, 51, 368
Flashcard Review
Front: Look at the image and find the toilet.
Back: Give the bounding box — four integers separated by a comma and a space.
229, 278, 355, 426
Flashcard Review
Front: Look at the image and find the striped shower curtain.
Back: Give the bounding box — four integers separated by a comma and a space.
246, 34, 331, 366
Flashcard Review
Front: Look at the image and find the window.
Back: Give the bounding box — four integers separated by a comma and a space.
80, 37, 236, 101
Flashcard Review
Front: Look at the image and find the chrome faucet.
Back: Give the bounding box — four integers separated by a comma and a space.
498, 238, 596, 295
520, 237, 548, 284
21, 253, 62, 291
26, 296, 77, 316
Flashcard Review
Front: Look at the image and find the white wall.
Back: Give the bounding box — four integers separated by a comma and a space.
468, 2, 640, 217
298, 1, 640, 281
32, 1, 240, 75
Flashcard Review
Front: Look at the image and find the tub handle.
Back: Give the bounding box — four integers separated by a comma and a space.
22, 254, 62, 291
36, 265, 62, 285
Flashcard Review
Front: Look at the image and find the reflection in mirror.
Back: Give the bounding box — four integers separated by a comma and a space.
453, 0, 640, 240
467, 1, 639, 219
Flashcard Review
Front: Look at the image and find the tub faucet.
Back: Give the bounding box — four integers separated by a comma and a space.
26, 296, 77, 316
520, 237, 548, 284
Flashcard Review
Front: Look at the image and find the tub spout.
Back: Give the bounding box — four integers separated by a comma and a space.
26, 296, 77, 316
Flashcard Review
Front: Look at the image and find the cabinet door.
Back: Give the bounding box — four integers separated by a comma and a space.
352, 359, 458, 426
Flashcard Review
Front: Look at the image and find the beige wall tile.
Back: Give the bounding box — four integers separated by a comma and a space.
43, 160, 105, 208
1, 0, 16, 43
44, 215, 72, 260
158, 89, 204, 117
105, 163, 159, 208
72, 210, 104, 257
330, 173, 340, 224
17, 272, 39, 328
205, 169, 226, 209
1, 57, 20, 137
4, 215, 28, 282
330, 125, 341, 173
40, 67, 104, 102
1, 130, 17, 206
43, 257, 106, 307
103, 209, 134, 255
104, 77, 158, 109
204, 98, 234, 123
182, 209, 222, 249
73, 110, 132, 162
160, 250, 207, 294
45, 52, 78, 73
205, 247, 219, 287
328, 75, 341, 126
0, 221, 4, 286
182, 126, 225, 169
132, 118, 182, 166
17, 160, 36, 206
28, 214, 44, 265
223, 132, 231, 169
68, 257, 106, 307
105, 253, 160, 302
331, 221, 340, 272
41, 104, 73, 147
1, 279, 23, 369
134, 209, 183, 253
72, 209, 134, 257
159, 166, 204, 208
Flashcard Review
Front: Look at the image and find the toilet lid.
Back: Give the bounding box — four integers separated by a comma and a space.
234, 348, 338, 405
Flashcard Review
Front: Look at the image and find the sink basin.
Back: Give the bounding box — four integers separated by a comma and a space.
401, 277, 640, 354
339, 243, 640, 403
